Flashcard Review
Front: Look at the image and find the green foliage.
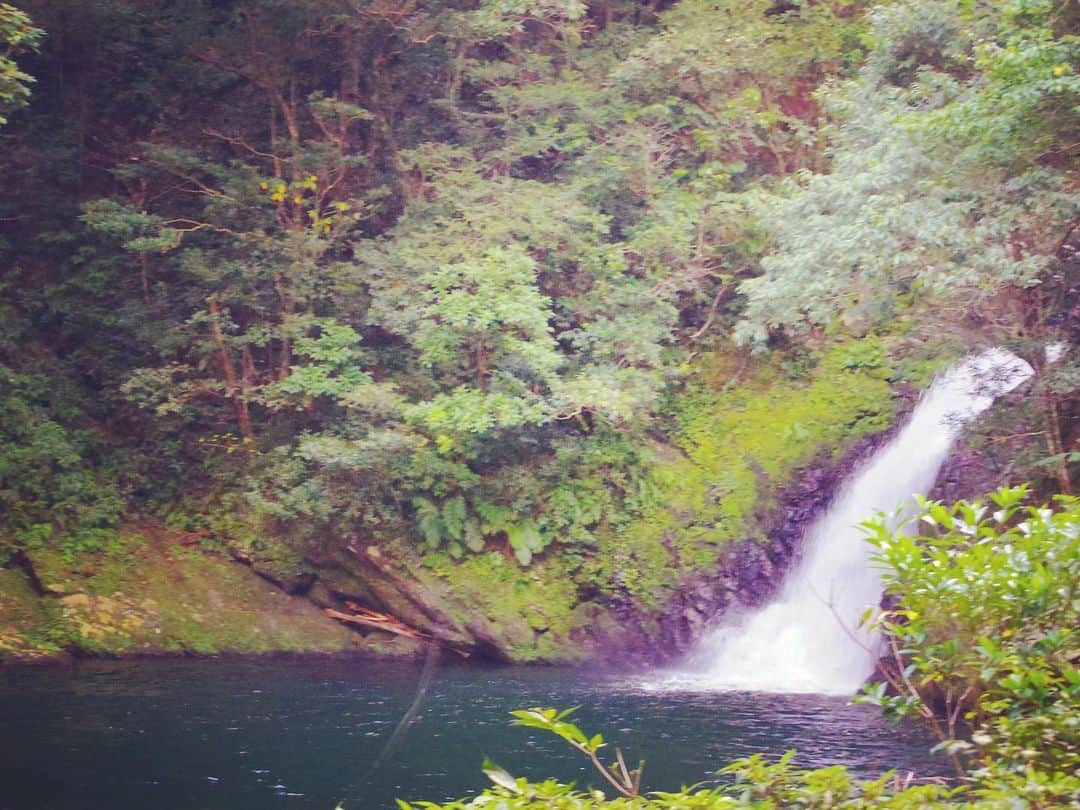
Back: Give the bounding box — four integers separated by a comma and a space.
737, 0, 1078, 348
0, 3, 42, 124
419, 548, 584, 661
510, 707, 642, 798
669, 340, 892, 523
414, 246, 561, 389
400, 708, 966, 808
0, 365, 125, 559
510, 708, 606, 756
859, 487, 1079, 803
267, 318, 372, 403
595, 339, 895, 603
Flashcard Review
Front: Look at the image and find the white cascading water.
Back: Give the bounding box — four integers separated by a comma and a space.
660, 348, 1034, 696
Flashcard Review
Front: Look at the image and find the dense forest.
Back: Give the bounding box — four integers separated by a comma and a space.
0, 0, 1077, 804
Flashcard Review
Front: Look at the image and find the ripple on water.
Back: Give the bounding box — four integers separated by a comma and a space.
0, 658, 949, 810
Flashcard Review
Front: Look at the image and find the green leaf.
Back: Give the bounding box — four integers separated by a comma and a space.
442, 496, 467, 541
506, 520, 545, 566
481, 759, 522, 794
413, 497, 444, 549
462, 518, 485, 552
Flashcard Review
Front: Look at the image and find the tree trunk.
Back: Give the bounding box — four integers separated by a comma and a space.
208, 298, 254, 441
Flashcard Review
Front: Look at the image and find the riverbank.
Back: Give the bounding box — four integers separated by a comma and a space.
3, 341, 922, 666
0, 525, 420, 662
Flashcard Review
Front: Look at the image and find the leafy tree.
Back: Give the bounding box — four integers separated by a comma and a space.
738, 0, 1078, 345
0, 365, 125, 557
0, 3, 42, 125
736, 0, 1078, 491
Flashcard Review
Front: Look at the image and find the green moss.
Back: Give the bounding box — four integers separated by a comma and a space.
105, 533, 359, 654
595, 337, 898, 605
2, 525, 375, 660
424, 550, 587, 662
0, 567, 63, 659
201, 509, 317, 593
888, 339, 967, 389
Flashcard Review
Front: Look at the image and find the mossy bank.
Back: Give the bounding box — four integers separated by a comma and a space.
2, 338, 940, 665
0, 525, 420, 662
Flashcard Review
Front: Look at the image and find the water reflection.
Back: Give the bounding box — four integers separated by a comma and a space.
0, 658, 948, 809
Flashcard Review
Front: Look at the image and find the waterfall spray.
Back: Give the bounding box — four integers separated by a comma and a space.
661, 349, 1034, 696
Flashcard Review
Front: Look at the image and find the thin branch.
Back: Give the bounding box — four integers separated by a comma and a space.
163, 219, 239, 247
570, 741, 637, 799
143, 158, 237, 202
615, 747, 632, 787
688, 284, 734, 341
203, 127, 287, 163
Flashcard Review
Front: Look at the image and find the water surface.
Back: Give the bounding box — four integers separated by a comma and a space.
0, 657, 948, 809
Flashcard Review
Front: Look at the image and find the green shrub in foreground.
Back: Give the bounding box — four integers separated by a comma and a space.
859, 486, 1079, 806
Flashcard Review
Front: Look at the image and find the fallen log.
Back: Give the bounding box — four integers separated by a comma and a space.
324, 606, 470, 657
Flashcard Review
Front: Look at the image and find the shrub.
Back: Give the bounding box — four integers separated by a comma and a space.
859, 486, 1079, 803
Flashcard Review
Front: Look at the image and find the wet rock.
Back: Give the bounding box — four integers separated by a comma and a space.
930, 440, 1007, 503
228, 538, 317, 595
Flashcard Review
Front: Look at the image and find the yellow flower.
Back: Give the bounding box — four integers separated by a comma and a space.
1052, 64, 1068, 77
292, 196, 302, 204
259, 181, 268, 190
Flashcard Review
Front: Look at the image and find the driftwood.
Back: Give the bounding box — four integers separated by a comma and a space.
324, 603, 470, 657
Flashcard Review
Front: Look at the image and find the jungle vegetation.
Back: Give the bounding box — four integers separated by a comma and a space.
1, 0, 1074, 573
0, 0, 1077, 804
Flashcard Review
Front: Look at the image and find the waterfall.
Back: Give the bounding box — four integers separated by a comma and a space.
663, 349, 1034, 696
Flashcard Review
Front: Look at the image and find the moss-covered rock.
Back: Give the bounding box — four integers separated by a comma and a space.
1, 525, 411, 662
228, 532, 317, 594
421, 551, 588, 662
598, 339, 896, 605
0, 567, 65, 659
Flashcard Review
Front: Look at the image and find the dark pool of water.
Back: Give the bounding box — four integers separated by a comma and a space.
0, 656, 948, 809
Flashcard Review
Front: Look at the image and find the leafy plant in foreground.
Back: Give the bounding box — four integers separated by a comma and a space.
398, 708, 960, 809
510, 707, 644, 798
859, 486, 1079, 803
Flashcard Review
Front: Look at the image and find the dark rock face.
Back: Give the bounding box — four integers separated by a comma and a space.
929, 441, 1006, 504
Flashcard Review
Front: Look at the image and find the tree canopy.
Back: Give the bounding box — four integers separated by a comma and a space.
0, 0, 1075, 571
